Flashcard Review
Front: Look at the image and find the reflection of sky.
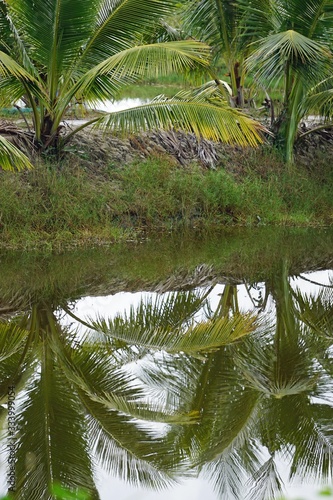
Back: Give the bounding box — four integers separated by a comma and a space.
96, 471, 214, 500
58, 270, 333, 500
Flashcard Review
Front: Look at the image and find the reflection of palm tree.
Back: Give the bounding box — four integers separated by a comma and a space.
0, 290, 257, 499
2, 262, 332, 500
155, 268, 333, 500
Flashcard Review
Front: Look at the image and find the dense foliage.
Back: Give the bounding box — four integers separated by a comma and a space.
183, 0, 333, 162
0, 0, 264, 169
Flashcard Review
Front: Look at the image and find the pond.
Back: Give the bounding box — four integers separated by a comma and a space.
0, 227, 332, 500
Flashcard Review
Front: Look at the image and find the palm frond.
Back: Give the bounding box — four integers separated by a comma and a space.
0, 323, 28, 362
79, 0, 179, 67
85, 396, 181, 488
235, 335, 320, 398
183, 0, 243, 60
15, 357, 98, 499
9, 0, 100, 71
48, 324, 197, 426
295, 288, 333, 339
246, 30, 331, 86
0, 50, 37, 81
202, 438, 262, 500
90, 291, 208, 339
236, 0, 278, 38
0, 135, 33, 171
72, 41, 211, 96
0, 1, 36, 75
90, 98, 264, 146
290, 403, 333, 481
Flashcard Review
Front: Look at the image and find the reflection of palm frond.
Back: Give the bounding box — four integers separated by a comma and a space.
202, 432, 262, 499
296, 288, 333, 339
91, 292, 258, 353
85, 396, 180, 489
290, 404, 333, 482
53, 330, 200, 427
236, 331, 319, 398
136, 351, 203, 409
16, 361, 98, 499
0, 323, 28, 362
246, 456, 284, 500
0, 322, 35, 399
202, 451, 248, 499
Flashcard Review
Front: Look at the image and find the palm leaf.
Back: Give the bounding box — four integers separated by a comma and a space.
0, 1, 36, 75
202, 441, 261, 500
84, 395, 180, 488
289, 403, 333, 481
90, 291, 208, 338
183, 0, 244, 63
0, 321, 37, 400
295, 288, 333, 339
0, 136, 33, 171
51, 327, 200, 425
246, 30, 331, 86
90, 98, 264, 146
79, 0, 179, 67
9, 0, 100, 71
0, 50, 37, 81
0, 323, 28, 362
63, 41, 211, 103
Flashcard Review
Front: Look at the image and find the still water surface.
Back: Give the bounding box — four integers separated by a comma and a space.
0, 227, 332, 500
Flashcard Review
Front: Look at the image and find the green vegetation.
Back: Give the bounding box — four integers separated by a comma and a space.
0, 147, 332, 250
177, 0, 333, 162
0, 0, 264, 170
0, 0, 333, 246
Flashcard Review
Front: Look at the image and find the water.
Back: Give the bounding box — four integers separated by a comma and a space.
0, 227, 332, 500
95, 97, 149, 113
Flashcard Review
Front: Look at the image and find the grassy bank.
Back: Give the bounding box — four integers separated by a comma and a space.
0, 144, 332, 250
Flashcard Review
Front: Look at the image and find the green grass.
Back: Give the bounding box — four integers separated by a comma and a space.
0, 144, 332, 250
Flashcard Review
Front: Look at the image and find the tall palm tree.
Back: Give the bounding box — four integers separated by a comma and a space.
0, 0, 264, 161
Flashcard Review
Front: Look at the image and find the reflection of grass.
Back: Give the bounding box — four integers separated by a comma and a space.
278, 486, 333, 499
1, 486, 333, 500
0, 484, 91, 500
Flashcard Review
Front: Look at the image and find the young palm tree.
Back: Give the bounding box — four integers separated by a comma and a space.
0, 0, 264, 162
242, 0, 333, 163
182, 0, 256, 107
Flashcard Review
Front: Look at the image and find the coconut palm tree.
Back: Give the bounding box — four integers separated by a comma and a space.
182, 0, 258, 107
0, 0, 264, 162
242, 0, 333, 163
